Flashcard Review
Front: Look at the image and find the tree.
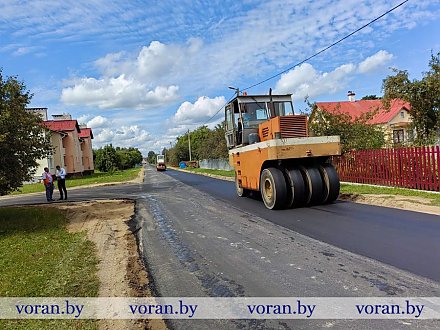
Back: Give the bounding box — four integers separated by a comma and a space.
310, 104, 385, 153
147, 151, 156, 164
94, 144, 120, 172
382, 52, 440, 144
361, 95, 381, 100
0, 70, 52, 195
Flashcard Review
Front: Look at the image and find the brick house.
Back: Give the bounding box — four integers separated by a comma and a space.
78, 126, 94, 174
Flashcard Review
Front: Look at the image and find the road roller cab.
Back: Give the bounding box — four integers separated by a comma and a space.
225, 92, 341, 209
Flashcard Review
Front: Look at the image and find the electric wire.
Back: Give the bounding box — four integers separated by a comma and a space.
198, 0, 409, 126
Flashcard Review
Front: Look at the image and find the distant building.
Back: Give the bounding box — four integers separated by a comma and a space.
43, 118, 84, 175
26, 108, 95, 179
311, 92, 412, 146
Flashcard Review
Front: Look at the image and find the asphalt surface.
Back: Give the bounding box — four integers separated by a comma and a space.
1, 166, 439, 329
164, 169, 440, 282
136, 167, 439, 329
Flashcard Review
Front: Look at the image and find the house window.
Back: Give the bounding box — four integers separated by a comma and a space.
393, 129, 404, 144
400, 111, 405, 118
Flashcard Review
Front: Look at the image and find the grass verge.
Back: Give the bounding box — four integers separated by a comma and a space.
174, 167, 440, 206
11, 167, 141, 195
340, 183, 440, 206
0, 207, 99, 329
178, 167, 235, 178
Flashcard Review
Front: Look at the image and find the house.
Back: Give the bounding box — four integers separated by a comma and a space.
43, 115, 84, 175
79, 125, 94, 174
312, 92, 412, 145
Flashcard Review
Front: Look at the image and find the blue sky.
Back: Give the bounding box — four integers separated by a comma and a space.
1, 0, 439, 154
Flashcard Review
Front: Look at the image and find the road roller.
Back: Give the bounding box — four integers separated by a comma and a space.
225, 91, 341, 209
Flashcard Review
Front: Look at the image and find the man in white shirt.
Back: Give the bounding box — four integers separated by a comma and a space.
56, 165, 67, 200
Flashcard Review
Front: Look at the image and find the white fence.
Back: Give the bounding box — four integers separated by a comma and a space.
199, 159, 233, 171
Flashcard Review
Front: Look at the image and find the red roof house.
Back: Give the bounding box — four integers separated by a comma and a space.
312, 92, 413, 145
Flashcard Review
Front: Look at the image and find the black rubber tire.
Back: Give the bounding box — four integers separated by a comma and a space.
300, 166, 325, 205
284, 167, 307, 208
319, 164, 340, 203
235, 173, 249, 197
260, 167, 288, 209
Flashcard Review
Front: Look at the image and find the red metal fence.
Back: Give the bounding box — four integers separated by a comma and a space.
332, 146, 440, 192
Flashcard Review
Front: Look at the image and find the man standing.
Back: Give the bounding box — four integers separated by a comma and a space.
42, 167, 54, 202
56, 165, 67, 200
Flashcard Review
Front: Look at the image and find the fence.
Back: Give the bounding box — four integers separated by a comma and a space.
199, 159, 234, 171
332, 146, 440, 192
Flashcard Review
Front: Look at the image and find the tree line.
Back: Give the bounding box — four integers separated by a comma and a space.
93, 145, 143, 172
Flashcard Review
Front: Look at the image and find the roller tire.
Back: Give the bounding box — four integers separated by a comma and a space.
300, 166, 325, 205
260, 167, 288, 210
284, 167, 307, 208
235, 173, 249, 197
319, 164, 340, 203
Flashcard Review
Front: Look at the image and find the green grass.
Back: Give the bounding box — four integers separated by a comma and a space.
179, 167, 235, 178
0, 207, 99, 329
340, 183, 440, 206
175, 166, 440, 206
11, 167, 141, 195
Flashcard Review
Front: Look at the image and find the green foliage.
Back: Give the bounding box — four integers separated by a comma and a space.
168, 124, 228, 164
361, 95, 381, 100
310, 104, 385, 153
382, 52, 440, 145
116, 147, 143, 169
93, 144, 120, 172
94, 145, 142, 172
0, 70, 52, 195
147, 150, 156, 164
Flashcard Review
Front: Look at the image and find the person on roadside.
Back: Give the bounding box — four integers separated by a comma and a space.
56, 165, 67, 200
42, 167, 55, 202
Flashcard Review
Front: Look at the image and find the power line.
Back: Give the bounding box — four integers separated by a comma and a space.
241, 0, 409, 92
194, 0, 409, 127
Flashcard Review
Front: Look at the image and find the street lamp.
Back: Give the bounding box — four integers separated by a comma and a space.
228, 86, 240, 97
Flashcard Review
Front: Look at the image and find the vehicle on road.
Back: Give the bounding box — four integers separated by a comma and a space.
156, 155, 166, 171
225, 91, 341, 209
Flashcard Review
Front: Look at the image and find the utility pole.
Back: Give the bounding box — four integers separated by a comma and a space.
188, 129, 192, 161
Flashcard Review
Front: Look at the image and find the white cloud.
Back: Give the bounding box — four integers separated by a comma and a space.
61, 74, 179, 109
87, 115, 108, 128
358, 50, 394, 73
77, 114, 91, 125
274, 50, 394, 100
174, 96, 226, 124
93, 125, 152, 149
274, 62, 356, 100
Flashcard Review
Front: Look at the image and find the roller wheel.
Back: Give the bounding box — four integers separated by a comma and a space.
284, 167, 307, 208
300, 166, 325, 205
319, 164, 340, 203
235, 173, 249, 197
260, 167, 288, 209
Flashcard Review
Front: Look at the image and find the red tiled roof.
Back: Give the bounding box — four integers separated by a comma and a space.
315, 99, 410, 124
79, 128, 94, 139
43, 120, 80, 132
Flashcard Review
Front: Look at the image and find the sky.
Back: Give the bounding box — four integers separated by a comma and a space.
1, 0, 440, 155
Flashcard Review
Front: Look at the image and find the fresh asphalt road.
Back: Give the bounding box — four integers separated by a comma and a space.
0, 167, 438, 282
164, 169, 440, 282
1, 167, 439, 329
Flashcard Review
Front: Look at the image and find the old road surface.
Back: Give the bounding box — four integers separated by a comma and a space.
1, 165, 439, 329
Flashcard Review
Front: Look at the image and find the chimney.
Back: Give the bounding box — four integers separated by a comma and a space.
347, 91, 356, 102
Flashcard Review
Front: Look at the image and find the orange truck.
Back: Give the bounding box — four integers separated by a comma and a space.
225, 92, 341, 209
